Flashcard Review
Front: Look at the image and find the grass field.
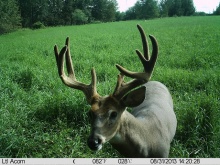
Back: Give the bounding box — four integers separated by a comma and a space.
0, 16, 219, 158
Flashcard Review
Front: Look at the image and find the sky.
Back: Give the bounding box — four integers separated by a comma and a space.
117, 0, 220, 13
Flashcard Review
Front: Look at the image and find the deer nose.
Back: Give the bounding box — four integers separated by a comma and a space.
87, 136, 102, 151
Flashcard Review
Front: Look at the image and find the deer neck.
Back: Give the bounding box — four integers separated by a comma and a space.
109, 110, 149, 157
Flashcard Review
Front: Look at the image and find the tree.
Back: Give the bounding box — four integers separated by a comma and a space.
143, 0, 159, 19
213, 3, 220, 15
72, 9, 88, 25
91, 0, 105, 21
73, 0, 93, 22
33, 0, 48, 24
46, 0, 64, 26
172, 0, 183, 16
160, 0, 170, 17
18, 0, 49, 27
103, 0, 118, 22
115, 11, 125, 21
15, 0, 118, 27
62, 0, 74, 25
91, 0, 118, 22
124, 6, 137, 20
0, 0, 21, 34
159, 0, 195, 17
17, 0, 32, 27
124, 0, 159, 20
181, 0, 195, 16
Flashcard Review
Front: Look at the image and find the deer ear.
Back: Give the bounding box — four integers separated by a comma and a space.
121, 86, 146, 107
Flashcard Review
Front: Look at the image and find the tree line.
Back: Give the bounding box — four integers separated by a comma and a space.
123, 0, 196, 20
18, 0, 118, 27
0, 0, 118, 34
1, 0, 220, 34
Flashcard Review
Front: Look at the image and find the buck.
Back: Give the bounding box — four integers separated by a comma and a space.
54, 25, 177, 158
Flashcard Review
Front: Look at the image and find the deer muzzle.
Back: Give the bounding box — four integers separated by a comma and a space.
87, 135, 103, 151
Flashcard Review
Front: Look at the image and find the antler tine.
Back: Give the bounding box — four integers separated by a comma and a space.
54, 44, 66, 76
54, 38, 98, 104
137, 24, 150, 60
65, 37, 75, 80
136, 34, 158, 75
148, 35, 158, 73
113, 73, 124, 96
113, 25, 158, 100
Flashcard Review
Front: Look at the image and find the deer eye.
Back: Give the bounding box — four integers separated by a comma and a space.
109, 111, 118, 120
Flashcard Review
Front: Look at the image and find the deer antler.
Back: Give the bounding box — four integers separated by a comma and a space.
54, 37, 99, 104
113, 24, 158, 99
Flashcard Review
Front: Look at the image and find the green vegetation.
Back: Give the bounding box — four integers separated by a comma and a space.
213, 2, 220, 15
0, 16, 219, 158
0, 0, 21, 34
125, 0, 195, 20
2, 0, 219, 35
0, 0, 200, 34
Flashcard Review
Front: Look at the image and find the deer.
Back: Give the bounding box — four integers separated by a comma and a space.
53, 25, 177, 158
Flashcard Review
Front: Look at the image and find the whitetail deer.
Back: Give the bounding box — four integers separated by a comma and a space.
54, 25, 177, 158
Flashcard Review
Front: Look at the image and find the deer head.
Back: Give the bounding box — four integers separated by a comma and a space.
54, 25, 158, 151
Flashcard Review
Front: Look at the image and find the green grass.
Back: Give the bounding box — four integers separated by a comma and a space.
0, 16, 220, 158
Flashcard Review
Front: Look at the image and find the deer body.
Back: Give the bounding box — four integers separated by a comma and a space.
109, 81, 176, 157
54, 25, 177, 158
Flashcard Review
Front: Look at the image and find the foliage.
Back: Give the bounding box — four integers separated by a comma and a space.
193, 12, 207, 16
135, 0, 159, 19
72, 9, 88, 25
32, 22, 45, 29
159, 0, 195, 17
124, 0, 159, 20
17, 0, 49, 27
17, 0, 118, 27
0, 0, 21, 34
90, 0, 118, 22
123, 0, 195, 20
0, 16, 219, 158
213, 3, 220, 15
